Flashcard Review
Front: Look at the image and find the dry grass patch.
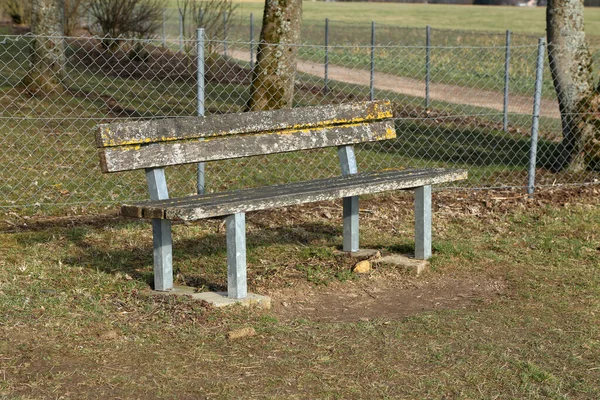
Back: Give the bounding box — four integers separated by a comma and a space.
1, 186, 599, 398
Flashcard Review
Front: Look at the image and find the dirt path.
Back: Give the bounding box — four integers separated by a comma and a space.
230, 49, 559, 119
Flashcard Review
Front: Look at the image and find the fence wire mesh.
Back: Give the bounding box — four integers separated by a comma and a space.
1, 26, 599, 216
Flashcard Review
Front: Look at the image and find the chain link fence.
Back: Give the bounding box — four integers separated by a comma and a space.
1, 24, 599, 216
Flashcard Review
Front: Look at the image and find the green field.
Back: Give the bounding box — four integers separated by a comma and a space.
164, 1, 600, 39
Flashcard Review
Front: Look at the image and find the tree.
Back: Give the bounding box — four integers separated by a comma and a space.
176, 0, 238, 51
547, 0, 600, 171
23, 0, 66, 96
64, 0, 87, 36
2, 0, 32, 25
247, 0, 302, 111
88, 0, 166, 47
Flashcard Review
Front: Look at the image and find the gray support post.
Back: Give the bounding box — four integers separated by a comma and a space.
415, 185, 432, 260
223, 11, 228, 57
197, 28, 205, 195
370, 21, 375, 101
178, 11, 184, 52
145, 168, 173, 291
528, 38, 546, 197
162, 8, 166, 48
503, 30, 511, 132
337, 146, 359, 252
250, 13, 255, 70
226, 213, 247, 299
324, 18, 329, 94
425, 25, 431, 110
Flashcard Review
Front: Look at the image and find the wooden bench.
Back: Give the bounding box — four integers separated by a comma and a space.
96, 100, 467, 299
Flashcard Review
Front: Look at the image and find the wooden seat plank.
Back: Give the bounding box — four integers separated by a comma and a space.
121, 168, 467, 221
124, 168, 450, 212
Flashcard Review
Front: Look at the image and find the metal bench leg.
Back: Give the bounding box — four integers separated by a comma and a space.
343, 197, 359, 252
338, 145, 359, 252
226, 213, 247, 299
152, 219, 173, 291
146, 167, 173, 291
415, 185, 432, 260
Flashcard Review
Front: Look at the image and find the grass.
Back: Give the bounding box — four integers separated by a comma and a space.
1, 187, 599, 398
295, 40, 554, 98
177, 2, 600, 38
161, 1, 600, 43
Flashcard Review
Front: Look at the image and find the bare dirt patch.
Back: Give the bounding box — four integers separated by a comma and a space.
269, 274, 507, 323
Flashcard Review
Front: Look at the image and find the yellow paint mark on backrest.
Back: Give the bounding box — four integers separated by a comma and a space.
99, 101, 394, 148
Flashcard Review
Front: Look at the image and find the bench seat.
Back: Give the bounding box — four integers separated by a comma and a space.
122, 168, 467, 221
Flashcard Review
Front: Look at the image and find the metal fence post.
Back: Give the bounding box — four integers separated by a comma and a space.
223, 11, 228, 57
197, 28, 205, 195
370, 21, 375, 101
250, 13, 254, 70
179, 12, 184, 52
503, 30, 511, 132
162, 8, 166, 48
324, 18, 329, 94
426, 25, 431, 110
527, 38, 545, 197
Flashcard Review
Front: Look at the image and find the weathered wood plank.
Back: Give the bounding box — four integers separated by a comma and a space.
124, 168, 459, 212
99, 120, 396, 173
97, 100, 393, 148
167, 169, 466, 220
121, 168, 468, 221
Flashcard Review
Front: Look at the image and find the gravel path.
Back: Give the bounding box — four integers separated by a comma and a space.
230, 49, 559, 119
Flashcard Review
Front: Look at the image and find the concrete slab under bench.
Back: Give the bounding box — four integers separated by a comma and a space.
152, 286, 272, 309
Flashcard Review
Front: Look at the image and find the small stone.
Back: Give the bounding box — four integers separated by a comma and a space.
282, 302, 289, 307
353, 260, 371, 274
99, 330, 119, 340
227, 327, 256, 340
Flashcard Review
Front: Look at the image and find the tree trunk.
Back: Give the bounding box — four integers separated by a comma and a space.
24, 0, 66, 96
547, 0, 600, 171
247, 0, 302, 111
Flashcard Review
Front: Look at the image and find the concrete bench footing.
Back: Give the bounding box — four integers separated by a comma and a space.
153, 286, 271, 309
344, 248, 429, 276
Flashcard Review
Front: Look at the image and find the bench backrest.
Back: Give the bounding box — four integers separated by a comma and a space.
96, 101, 395, 173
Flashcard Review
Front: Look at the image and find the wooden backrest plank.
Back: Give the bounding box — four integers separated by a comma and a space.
96, 100, 393, 148
100, 120, 396, 173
